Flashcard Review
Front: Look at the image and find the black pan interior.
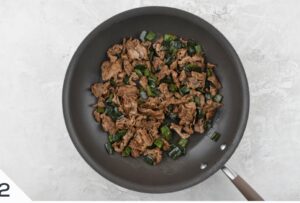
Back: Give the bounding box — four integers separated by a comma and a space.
63, 7, 249, 193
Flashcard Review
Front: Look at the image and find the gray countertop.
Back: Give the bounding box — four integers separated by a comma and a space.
0, 0, 299, 200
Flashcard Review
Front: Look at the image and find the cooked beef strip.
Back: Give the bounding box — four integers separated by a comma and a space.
143, 148, 162, 165
101, 60, 122, 81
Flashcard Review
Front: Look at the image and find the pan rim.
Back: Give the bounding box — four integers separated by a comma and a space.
62, 6, 250, 193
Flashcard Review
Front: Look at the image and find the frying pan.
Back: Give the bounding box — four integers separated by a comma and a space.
62, 7, 263, 200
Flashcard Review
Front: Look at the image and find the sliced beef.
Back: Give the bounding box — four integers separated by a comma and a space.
141, 97, 161, 109
101, 60, 122, 81
91, 82, 110, 98
138, 107, 165, 120
122, 96, 138, 115
158, 83, 172, 99
203, 100, 223, 120
178, 70, 187, 82
93, 111, 101, 122
129, 129, 153, 157
112, 130, 134, 153
115, 117, 130, 129
117, 85, 138, 98
126, 39, 148, 61
143, 148, 163, 165
153, 38, 165, 59
123, 59, 134, 75
139, 76, 148, 90
152, 56, 164, 70
157, 65, 171, 81
194, 119, 205, 134
145, 120, 161, 139
208, 73, 222, 89
100, 114, 116, 135
190, 71, 206, 88
178, 54, 205, 68
162, 138, 171, 151
170, 123, 190, 139
178, 102, 196, 126
171, 70, 180, 87
170, 59, 178, 70
107, 44, 123, 62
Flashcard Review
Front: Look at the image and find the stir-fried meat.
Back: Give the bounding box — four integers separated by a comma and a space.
157, 65, 171, 81
93, 111, 101, 122
210, 86, 218, 96
171, 70, 180, 87
100, 114, 116, 135
208, 73, 222, 89
91, 31, 223, 165
123, 96, 138, 115
123, 59, 134, 75
117, 72, 126, 82
139, 76, 148, 90
203, 100, 222, 120
107, 44, 123, 62
117, 85, 138, 97
187, 71, 206, 89
178, 56, 193, 67
101, 60, 122, 81
191, 55, 205, 67
129, 129, 153, 157
141, 41, 152, 49
183, 124, 194, 134
153, 39, 165, 59
148, 127, 160, 139
95, 99, 105, 108
190, 90, 206, 107
138, 108, 165, 120
129, 72, 139, 85
191, 71, 206, 88
115, 117, 130, 129
168, 95, 194, 106
178, 102, 196, 126
158, 83, 172, 99
170, 60, 178, 70
194, 119, 205, 134
130, 114, 147, 128
132, 60, 151, 69
126, 39, 148, 61
91, 82, 110, 98
178, 70, 187, 82
178, 55, 205, 68
187, 77, 200, 89
112, 94, 120, 106
152, 56, 164, 70
135, 44, 148, 59
143, 148, 162, 165
147, 119, 161, 129
146, 120, 161, 139
112, 130, 134, 153
207, 62, 216, 69
170, 123, 190, 139
199, 94, 206, 107
161, 138, 171, 151
141, 97, 161, 109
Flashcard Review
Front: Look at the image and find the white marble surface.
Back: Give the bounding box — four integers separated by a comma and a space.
0, 0, 300, 200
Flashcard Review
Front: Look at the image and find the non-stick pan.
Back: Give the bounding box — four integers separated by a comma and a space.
63, 7, 263, 200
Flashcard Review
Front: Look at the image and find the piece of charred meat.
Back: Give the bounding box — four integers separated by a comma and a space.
91, 31, 223, 165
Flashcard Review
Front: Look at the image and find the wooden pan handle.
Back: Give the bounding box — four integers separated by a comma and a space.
222, 166, 264, 201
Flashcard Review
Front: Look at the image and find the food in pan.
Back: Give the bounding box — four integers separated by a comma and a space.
90, 31, 223, 165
